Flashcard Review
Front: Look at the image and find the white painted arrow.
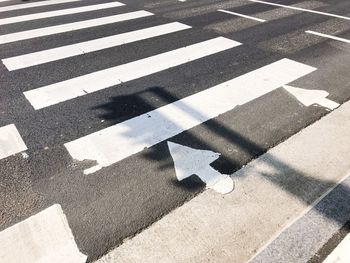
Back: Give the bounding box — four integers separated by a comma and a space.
167, 142, 234, 194
283, 85, 339, 110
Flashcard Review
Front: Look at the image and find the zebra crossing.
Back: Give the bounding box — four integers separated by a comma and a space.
2, 22, 191, 70
23, 37, 240, 109
0, 0, 349, 261
0, 10, 154, 44
0, 2, 125, 26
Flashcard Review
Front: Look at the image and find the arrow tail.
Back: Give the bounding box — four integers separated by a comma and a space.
319, 98, 340, 110
200, 166, 234, 194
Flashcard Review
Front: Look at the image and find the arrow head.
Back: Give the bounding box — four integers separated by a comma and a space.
283, 85, 339, 110
167, 141, 234, 194
167, 141, 220, 180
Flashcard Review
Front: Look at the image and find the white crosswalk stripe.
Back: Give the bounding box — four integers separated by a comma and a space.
218, 9, 266, 22
306, 30, 350, 44
0, 2, 125, 25
0, 10, 154, 44
64, 58, 316, 174
0, 204, 87, 263
23, 37, 241, 109
0, 124, 27, 160
0, 0, 81, 13
2, 22, 191, 70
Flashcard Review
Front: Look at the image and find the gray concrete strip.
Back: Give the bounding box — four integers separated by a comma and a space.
308, 221, 350, 263
94, 100, 350, 263
250, 173, 350, 263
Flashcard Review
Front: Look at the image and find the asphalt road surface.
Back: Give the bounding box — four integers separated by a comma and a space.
0, 0, 349, 261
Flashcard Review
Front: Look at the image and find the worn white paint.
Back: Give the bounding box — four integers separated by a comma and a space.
24, 37, 241, 109
0, 0, 81, 13
64, 58, 316, 175
0, 124, 27, 160
323, 234, 350, 263
3, 22, 191, 70
0, 2, 124, 26
0, 10, 153, 44
249, 0, 350, 20
306, 30, 350, 44
284, 85, 339, 110
0, 204, 86, 263
167, 142, 234, 194
218, 9, 266, 22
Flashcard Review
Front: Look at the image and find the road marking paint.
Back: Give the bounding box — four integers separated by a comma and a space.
207, 1, 326, 34
165, 0, 251, 19
3, 22, 191, 70
0, 204, 87, 263
0, 124, 27, 160
0, 2, 125, 26
64, 58, 316, 174
24, 37, 241, 109
0, 10, 153, 44
306, 30, 350, 44
0, 0, 81, 13
283, 85, 340, 110
168, 141, 234, 194
249, 0, 350, 21
324, 233, 350, 263
218, 9, 266, 22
